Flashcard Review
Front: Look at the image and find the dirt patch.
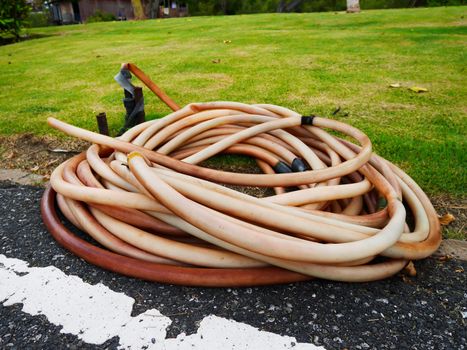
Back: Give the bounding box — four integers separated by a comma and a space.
433, 239, 467, 261
431, 195, 466, 240
0, 169, 44, 186
201, 157, 275, 198
0, 134, 89, 181
0, 133, 465, 238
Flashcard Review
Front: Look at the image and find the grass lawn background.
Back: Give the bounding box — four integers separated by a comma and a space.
0, 7, 465, 203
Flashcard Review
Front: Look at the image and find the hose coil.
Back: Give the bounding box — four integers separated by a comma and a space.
41, 64, 441, 287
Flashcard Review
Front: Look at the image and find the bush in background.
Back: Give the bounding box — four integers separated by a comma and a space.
0, 0, 31, 40
362, 0, 464, 9
86, 10, 116, 23
27, 11, 50, 28
426, 0, 464, 5
185, 0, 465, 15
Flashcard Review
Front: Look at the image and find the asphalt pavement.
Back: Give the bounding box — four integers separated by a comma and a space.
0, 182, 466, 349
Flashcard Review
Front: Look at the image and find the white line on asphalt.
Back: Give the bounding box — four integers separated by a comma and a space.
0, 254, 324, 350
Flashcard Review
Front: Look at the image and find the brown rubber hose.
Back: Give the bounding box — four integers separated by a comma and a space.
39, 63, 441, 286
41, 185, 312, 286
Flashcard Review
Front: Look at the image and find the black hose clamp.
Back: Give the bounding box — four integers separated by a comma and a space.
301, 115, 316, 125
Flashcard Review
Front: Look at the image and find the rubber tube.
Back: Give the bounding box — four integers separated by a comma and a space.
39, 63, 441, 286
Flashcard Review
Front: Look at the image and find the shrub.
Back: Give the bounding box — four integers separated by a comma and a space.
86, 10, 116, 23
0, 0, 31, 40
27, 11, 50, 28
426, 0, 465, 5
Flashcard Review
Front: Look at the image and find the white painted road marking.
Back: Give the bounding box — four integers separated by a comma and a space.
0, 254, 325, 349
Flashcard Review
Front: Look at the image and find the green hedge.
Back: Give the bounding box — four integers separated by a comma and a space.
0, 0, 30, 40
86, 10, 116, 23
27, 12, 50, 28
186, 0, 465, 15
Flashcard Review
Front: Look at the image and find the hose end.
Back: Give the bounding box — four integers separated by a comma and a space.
273, 161, 292, 174
291, 158, 309, 172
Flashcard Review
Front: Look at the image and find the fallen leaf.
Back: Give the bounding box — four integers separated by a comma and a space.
5, 151, 15, 159
409, 86, 428, 93
403, 261, 417, 277
30, 165, 39, 172
389, 83, 402, 88
438, 213, 455, 226
437, 255, 451, 262
212, 58, 221, 64
223, 40, 232, 44
455, 267, 464, 273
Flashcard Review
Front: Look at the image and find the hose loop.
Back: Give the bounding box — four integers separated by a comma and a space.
40, 64, 441, 286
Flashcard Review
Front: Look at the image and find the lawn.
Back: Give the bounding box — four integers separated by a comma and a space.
0, 6, 465, 203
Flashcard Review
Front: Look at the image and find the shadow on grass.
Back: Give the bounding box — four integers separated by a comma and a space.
383, 26, 467, 35
0, 33, 55, 46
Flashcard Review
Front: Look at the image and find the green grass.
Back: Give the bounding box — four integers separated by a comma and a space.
0, 7, 466, 197
443, 228, 466, 241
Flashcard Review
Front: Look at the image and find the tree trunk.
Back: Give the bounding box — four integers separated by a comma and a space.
277, 0, 285, 12
221, 0, 228, 15
346, 0, 360, 13
131, 0, 146, 19
149, 0, 160, 18
284, 0, 303, 12
277, 0, 303, 13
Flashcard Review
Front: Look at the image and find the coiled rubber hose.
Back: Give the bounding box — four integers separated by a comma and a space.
40, 64, 441, 287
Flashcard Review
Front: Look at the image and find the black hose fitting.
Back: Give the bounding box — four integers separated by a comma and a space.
273, 161, 292, 174
291, 158, 309, 172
